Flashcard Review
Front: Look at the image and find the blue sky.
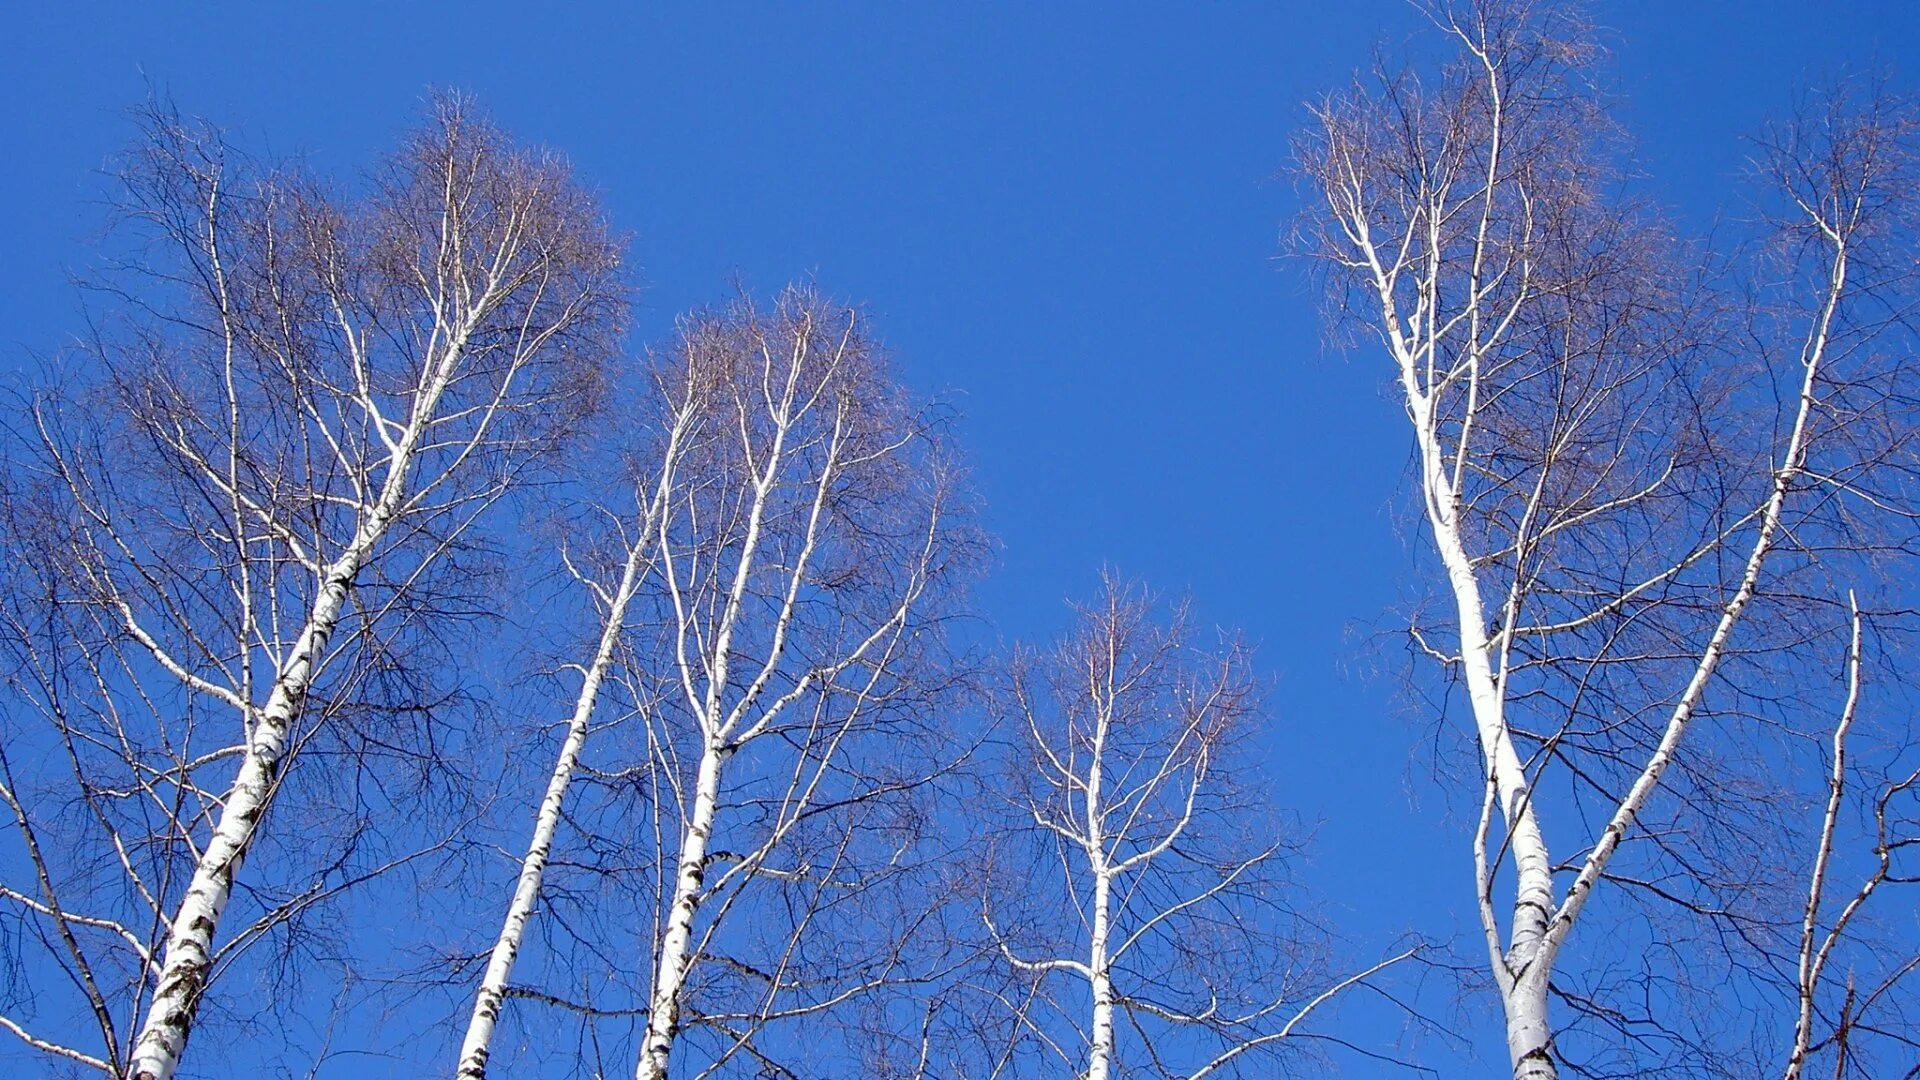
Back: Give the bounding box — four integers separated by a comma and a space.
3, 2, 1917, 1075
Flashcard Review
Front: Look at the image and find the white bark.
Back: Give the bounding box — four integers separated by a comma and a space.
128, 546, 368, 1080
634, 330, 793, 1080
636, 744, 725, 1080
627, 294, 944, 1079
1405, 378, 1559, 1077
1362, 194, 1561, 1079
1504, 976, 1556, 1080
1086, 884, 1116, 1080
130, 333, 467, 1080
1084, 724, 1116, 1080
457, 388, 692, 1077
7, 99, 613, 1079
983, 583, 1398, 1078
1303, 10, 1869, 1073
1539, 237, 1846, 964
456, 545, 646, 1079
1784, 594, 1862, 1080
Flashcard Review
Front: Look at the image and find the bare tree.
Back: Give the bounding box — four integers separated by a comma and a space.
977, 577, 1419, 1080
432, 287, 970, 1079
619, 288, 971, 1079
1297, 3, 1919, 1076
0, 96, 623, 1079
578, 288, 970, 1079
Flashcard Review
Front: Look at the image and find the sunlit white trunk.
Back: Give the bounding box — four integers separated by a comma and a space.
1506, 974, 1556, 1080
636, 743, 725, 1080
129, 540, 370, 1080
1083, 692, 1116, 1080
1431, 506, 1557, 1078
1434, 500, 1558, 1080
1085, 866, 1116, 1080
1400, 349, 1559, 1079
129, 340, 460, 1080
456, 548, 645, 1079
636, 343, 798, 1080
1784, 596, 1866, 1080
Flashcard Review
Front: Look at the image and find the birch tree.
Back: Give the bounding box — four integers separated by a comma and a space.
979, 578, 1419, 1080
0, 96, 623, 1079
1298, 3, 1920, 1076
601, 288, 969, 1080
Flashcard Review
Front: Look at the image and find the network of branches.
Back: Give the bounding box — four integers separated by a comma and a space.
1, 3, 1917, 1079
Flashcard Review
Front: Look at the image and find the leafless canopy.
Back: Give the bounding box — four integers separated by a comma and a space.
968, 577, 1413, 1080
1297, 1, 1920, 1076
443, 287, 981, 1079
0, 94, 624, 1077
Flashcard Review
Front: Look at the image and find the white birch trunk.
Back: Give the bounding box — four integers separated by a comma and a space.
636, 743, 725, 1080
128, 334, 463, 1080
618, 298, 936, 1078
1402, 345, 1560, 1080
1505, 974, 1556, 1080
635, 339, 794, 1080
128, 544, 369, 1080
455, 547, 645, 1079
1083, 683, 1116, 1080
1085, 867, 1116, 1080
1430, 499, 1557, 1079
1300, 10, 1884, 1076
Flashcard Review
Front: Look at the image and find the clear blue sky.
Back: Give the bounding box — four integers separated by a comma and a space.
3, 3, 1916, 1075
